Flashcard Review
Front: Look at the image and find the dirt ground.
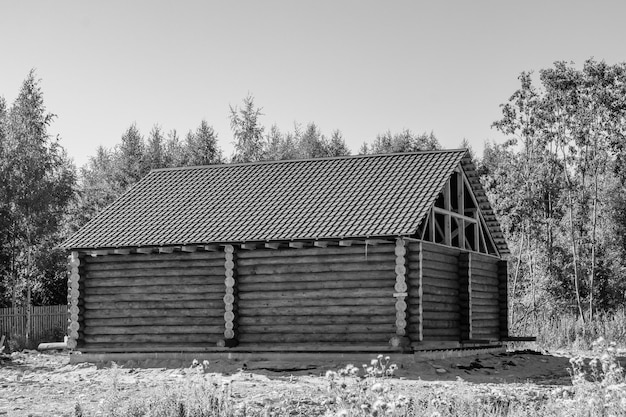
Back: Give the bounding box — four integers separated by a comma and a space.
0, 347, 606, 416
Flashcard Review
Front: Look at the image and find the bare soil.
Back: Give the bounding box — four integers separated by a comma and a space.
0, 349, 586, 416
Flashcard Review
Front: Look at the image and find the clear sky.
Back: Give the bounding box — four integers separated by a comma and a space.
1, 1, 625, 167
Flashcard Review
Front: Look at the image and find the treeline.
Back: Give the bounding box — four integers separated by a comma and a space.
481, 59, 626, 328
0, 75, 440, 308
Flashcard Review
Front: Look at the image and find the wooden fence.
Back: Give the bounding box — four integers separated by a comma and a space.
0, 305, 68, 341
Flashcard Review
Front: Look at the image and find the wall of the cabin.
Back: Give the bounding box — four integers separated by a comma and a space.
79, 251, 226, 351
236, 245, 397, 346
469, 253, 501, 340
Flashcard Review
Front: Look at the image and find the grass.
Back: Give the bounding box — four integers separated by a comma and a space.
71, 342, 626, 417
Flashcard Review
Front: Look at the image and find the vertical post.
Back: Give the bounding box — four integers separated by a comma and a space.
458, 171, 465, 249
498, 260, 509, 339
67, 251, 80, 350
222, 245, 238, 347
418, 241, 424, 341
444, 180, 451, 245
459, 252, 472, 341
390, 238, 410, 350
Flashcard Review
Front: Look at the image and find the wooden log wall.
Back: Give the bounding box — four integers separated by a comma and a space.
469, 252, 500, 340
415, 242, 461, 341
235, 244, 396, 346
80, 251, 226, 351
458, 252, 471, 340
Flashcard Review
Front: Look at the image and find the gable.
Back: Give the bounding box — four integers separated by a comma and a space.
416, 157, 509, 255
61, 151, 473, 250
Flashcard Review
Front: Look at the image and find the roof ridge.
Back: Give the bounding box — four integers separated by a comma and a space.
151, 149, 469, 172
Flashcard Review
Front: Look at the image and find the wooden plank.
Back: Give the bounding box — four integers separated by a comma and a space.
420, 261, 458, 273
421, 284, 458, 296
421, 267, 459, 282
471, 304, 500, 314
471, 283, 499, 293
422, 301, 460, 312
409, 291, 455, 304
419, 327, 460, 337
421, 320, 459, 329
407, 307, 457, 320
471, 297, 499, 306
471, 290, 499, 299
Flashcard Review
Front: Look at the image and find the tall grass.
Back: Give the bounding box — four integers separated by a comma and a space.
516, 308, 626, 351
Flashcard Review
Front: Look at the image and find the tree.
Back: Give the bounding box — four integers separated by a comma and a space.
184, 120, 222, 165
114, 124, 146, 189
0, 71, 75, 327
230, 95, 265, 163
146, 125, 167, 170
327, 130, 351, 157
362, 130, 441, 154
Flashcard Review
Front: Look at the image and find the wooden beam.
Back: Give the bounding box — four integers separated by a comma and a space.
203, 245, 219, 251
113, 249, 130, 255
433, 207, 477, 223
241, 243, 257, 250
288, 242, 305, 249
181, 245, 197, 253
365, 239, 389, 246
339, 240, 353, 247
428, 207, 435, 242
159, 247, 175, 254
135, 247, 153, 254
265, 242, 281, 250
458, 171, 465, 249
90, 249, 109, 257
313, 241, 328, 248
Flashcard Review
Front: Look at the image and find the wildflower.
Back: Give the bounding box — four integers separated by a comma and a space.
336, 409, 349, 417
371, 383, 384, 394
384, 356, 390, 362
326, 370, 338, 379
371, 359, 379, 366
377, 354, 384, 360
191, 359, 199, 368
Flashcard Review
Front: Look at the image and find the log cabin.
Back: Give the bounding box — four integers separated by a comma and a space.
61, 150, 510, 362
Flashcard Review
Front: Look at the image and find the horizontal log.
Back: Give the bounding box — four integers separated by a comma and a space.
419, 260, 458, 273
422, 301, 460, 313
419, 327, 460, 337
84, 259, 225, 272
239, 297, 393, 309
85, 267, 225, 279
421, 320, 459, 329
84, 300, 214, 310
238, 288, 389, 301
85, 284, 225, 295
412, 291, 456, 304
421, 267, 459, 282
238, 315, 393, 326
236, 262, 392, 275
236, 253, 393, 266
85, 251, 224, 264
84, 316, 222, 327
237, 324, 395, 334
236, 245, 393, 259
471, 298, 499, 307
471, 275, 499, 287
83, 333, 221, 344
471, 312, 500, 321
80, 343, 221, 352
407, 307, 459, 320
237, 270, 395, 284
471, 304, 500, 314
471, 253, 500, 265
418, 251, 459, 264
421, 284, 456, 296
83, 325, 224, 335
82, 275, 220, 288
237, 333, 390, 344
238, 305, 396, 317
84, 292, 223, 303
471, 290, 499, 299
238, 279, 393, 293
83, 308, 223, 319
471, 282, 498, 293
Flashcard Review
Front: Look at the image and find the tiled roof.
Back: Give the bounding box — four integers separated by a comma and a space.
62, 150, 506, 252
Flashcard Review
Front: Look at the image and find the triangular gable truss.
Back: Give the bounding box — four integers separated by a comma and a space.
416, 162, 500, 256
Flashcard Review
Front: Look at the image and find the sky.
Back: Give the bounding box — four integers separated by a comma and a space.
1, 1, 625, 167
